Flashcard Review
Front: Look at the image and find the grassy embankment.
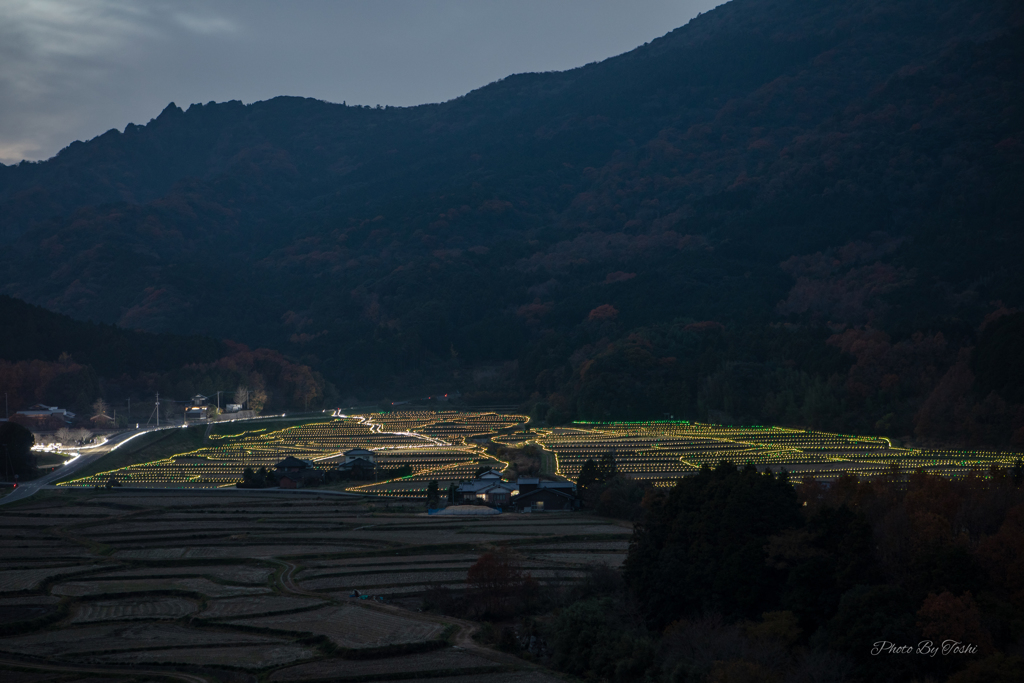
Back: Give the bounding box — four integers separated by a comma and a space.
56, 426, 207, 483
56, 416, 336, 484
35, 451, 74, 468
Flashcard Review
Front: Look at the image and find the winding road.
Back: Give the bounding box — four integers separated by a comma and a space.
0, 427, 161, 506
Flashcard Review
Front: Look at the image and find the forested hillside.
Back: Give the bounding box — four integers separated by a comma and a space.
1, 0, 1022, 443
0, 296, 326, 419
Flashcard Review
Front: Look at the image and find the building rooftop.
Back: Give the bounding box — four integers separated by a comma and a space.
274, 456, 309, 470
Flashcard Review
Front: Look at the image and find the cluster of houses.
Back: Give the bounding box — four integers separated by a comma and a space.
273, 448, 378, 488
185, 394, 244, 422
454, 468, 578, 512
272, 448, 577, 512
6, 404, 77, 431
6, 395, 238, 432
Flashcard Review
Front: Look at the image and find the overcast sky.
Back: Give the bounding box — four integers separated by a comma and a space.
0, 0, 722, 164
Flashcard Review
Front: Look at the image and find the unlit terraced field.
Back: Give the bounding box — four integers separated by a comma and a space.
51, 577, 272, 598
112, 544, 368, 559
67, 596, 199, 623
1, 452, 628, 682
226, 603, 446, 648
201, 595, 327, 619
0, 565, 105, 592
100, 564, 274, 584
0, 623, 279, 657
86, 644, 315, 669
269, 647, 499, 680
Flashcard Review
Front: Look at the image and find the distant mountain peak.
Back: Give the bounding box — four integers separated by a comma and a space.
156, 102, 184, 120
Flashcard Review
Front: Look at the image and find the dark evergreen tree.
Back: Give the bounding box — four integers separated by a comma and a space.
0, 422, 37, 481
577, 458, 604, 501
598, 450, 617, 480
624, 460, 802, 627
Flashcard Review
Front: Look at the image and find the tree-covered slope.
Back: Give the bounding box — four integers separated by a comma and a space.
1, 0, 1022, 441
0, 295, 326, 419
0, 295, 223, 376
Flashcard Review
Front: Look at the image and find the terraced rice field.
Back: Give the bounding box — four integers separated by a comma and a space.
0, 622, 278, 657
0, 595, 61, 622
51, 577, 273, 598
54, 411, 1020, 501
57, 411, 525, 491
270, 647, 500, 680
201, 595, 327, 618
0, 566, 105, 592
226, 603, 445, 648
495, 420, 1023, 486
1, 487, 627, 682
87, 644, 315, 668
99, 564, 274, 583
67, 596, 199, 623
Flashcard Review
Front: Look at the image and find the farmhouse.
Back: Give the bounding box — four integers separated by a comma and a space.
10, 404, 76, 431
184, 394, 208, 422
336, 448, 376, 480
455, 469, 518, 505
90, 413, 114, 428
454, 470, 579, 510
510, 485, 578, 512
274, 455, 312, 489
508, 478, 578, 512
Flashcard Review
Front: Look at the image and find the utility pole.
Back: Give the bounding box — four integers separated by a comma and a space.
216, 391, 220, 410
155, 392, 160, 428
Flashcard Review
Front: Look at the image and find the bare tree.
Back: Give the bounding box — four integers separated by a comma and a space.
234, 386, 250, 408
55, 427, 72, 444
73, 428, 92, 443
92, 398, 109, 419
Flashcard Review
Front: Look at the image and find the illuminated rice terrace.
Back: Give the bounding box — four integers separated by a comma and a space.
58, 412, 1022, 492
58, 412, 524, 491
497, 421, 1022, 488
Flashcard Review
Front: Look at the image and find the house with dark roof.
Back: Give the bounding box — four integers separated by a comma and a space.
453, 469, 579, 510
509, 478, 578, 512
274, 456, 311, 489
10, 404, 76, 430
509, 485, 579, 512
336, 448, 376, 480
455, 469, 517, 506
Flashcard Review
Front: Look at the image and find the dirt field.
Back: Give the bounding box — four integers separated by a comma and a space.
0, 487, 627, 681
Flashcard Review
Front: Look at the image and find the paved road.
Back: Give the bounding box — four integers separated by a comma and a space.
0, 452, 103, 506
0, 426, 170, 507
0, 414, 376, 507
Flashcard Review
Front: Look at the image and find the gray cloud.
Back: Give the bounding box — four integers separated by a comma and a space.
0, 0, 721, 164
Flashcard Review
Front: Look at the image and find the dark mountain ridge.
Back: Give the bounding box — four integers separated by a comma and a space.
1, 0, 1022, 442
1, 0, 1007, 234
